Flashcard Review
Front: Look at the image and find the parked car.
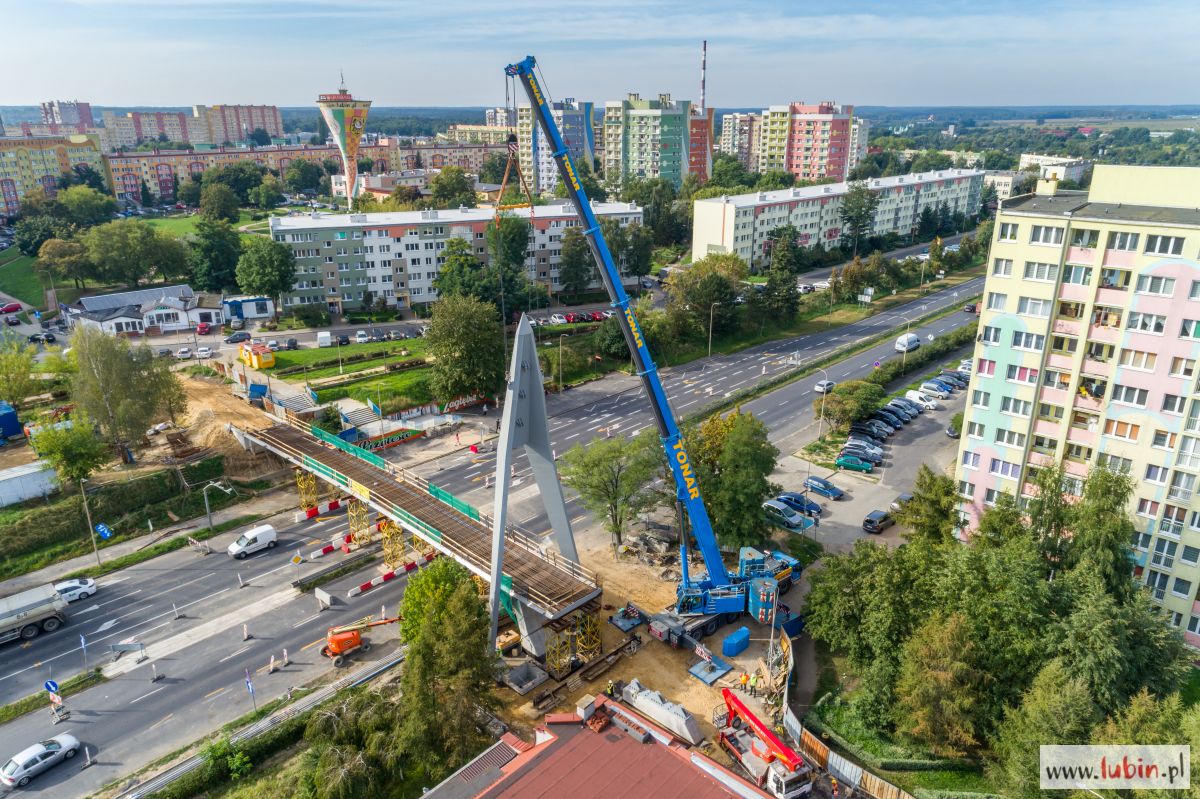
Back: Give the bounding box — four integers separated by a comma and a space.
549, 313, 568, 325
892, 396, 923, 414
355, 330, 369, 344
266, 340, 280, 351
3, 315, 17, 326
945, 422, 961, 439
175, 347, 192, 360
846, 433, 884, 451
0, 734, 80, 788
0, 302, 21, 314
836, 454, 873, 473
565, 312, 586, 323
803, 476, 844, 500
762, 499, 808, 530
890, 493, 914, 512
53, 578, 96, 602
840, 446, 882, 466
776, 492, 823, 518
958, 359, 973, 373
884, 402, 916, 421
282, 338, 297, 350
812, 280, 831, 291
935, 372, 966, 388
814, 379, 836, 394
26, 333, 54, 344
229, 317, 245, 330
225, 331, 251, 344
927, 377, 958, 393
852, 419, 893, 438
797, 283, 814, 294
601, 310, 615, 319
873, 408, 905, 428
333, 334, 348, 346
195, 346, 213, 359
588, 311, 605, 322
196, 322, 212, 335
905, 390, 939, 410
844, 437, 883, 457
920, 382, 951, 400
862, 510, 895, 534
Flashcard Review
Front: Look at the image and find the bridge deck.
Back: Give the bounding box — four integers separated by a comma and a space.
247, 424, 599, 620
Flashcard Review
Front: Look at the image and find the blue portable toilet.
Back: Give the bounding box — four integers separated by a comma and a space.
0, 402, 20, 440
722, 626, 750, 658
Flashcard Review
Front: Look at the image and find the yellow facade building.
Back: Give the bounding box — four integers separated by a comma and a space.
0, 134, 105, 217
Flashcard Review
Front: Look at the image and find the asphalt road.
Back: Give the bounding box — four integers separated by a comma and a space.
0, 537, 411, 798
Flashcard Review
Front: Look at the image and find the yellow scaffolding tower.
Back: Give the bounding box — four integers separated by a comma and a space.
295, 470, 318, 512
575, 611, 602, 662
347, 498, 371, 547
379, 518, 406, 568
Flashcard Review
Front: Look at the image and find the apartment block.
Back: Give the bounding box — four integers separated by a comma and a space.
439, 125, 515, 146
688, 108, 715, 183
983, 170, 1031, 201
269, 201, 642, 313
755, 101, 854, 181
390, 140, 508, 174
101, 111, 210, 148
193, 105, 284, 142
691, 168, 983, 268
4, 122, 114, 152
1018, 153, 1091, 183
953, 166, 1200, 641
0, 134, 106, 218
517, 100, 595, 194
485, 107, 516, 128
717, 112, 761, 170
602, 93, 691, 188
41, 100, 94, 127
849, 118, 870, 171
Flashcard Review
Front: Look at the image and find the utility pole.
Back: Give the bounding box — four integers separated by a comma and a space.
79, 479, 101, 568
708, 302, 718, 360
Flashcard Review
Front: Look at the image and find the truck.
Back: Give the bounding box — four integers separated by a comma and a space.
714, 687, 814, 799
0, 585, 69, 644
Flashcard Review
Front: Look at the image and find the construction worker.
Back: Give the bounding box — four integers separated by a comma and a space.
455, 432, 461, 446
831, 778, 839, 798
606, 680, 615, 698
739, 672, 749, 692
749, 672, 758, 697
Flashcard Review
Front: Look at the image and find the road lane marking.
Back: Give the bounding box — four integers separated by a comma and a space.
149, 713, 174, 731
129, 686, 167, 704
203, 687, 226, 700
300, 637, 325, 652
292, 613, 322, 629
217, 645, 251, 664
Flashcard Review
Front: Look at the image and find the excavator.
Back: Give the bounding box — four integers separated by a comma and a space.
320, 615, 400, 667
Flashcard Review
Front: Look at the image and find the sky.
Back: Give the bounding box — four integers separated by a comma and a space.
4, 0, 1199, 108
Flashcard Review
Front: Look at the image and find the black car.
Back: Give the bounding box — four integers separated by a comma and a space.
855, 419, 894, 437
336, 334, 350, 346
841, 446, 883, 465
963, 303, 977, 313
847, 433, 883, 449
850, 422, 889, 439
225, 331, 251, 344
873, 409, 905, 428
285, 338, 299, 350
945, 423, 961, 439
937, 372, 967, 388
863, 510, 895, 534
884, 402, 916, 421
3, 315, 18, 326
157, 347, 173, 358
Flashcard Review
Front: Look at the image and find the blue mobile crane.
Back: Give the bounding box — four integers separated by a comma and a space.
506, 56, 799, 638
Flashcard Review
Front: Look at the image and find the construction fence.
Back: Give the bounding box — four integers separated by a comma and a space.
783, 707, 913, 799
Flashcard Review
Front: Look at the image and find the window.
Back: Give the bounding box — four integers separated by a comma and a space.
1170, 358, 1196, 378
1012, 331, 1045, 350
977, 358, 996, 377
998, 222, 1019, 241
1147, 570, 1170, 601
1065, 443, 1093, 462
1092, 306, 1123, 327
1051, 335, 1078, 354
1099, 453, 1132, 473
972, 390, 990, 408
1169, 471, 1196, 502
1172, 577, 1192, 598
1030, 225, 1064, 245
986, 292, 1007, 311
1112, 385, 1148, 407
1145, 234, 1185, 256
995, 428, 1027, 447
1135, 275, 1176, 296
1017, 296, 1051, 317
958, 481, 975, 499
1179, 436, 1200, 469
990, 458, 1022, 479
1192, 280, 1200, 301
1104, 419, 1140, 441
1023, 262, 1058, 281
983, 488, 1000, 506
1107, 231, 1140, 251
981, 326, 1001, 345
1000, 396, 1032, 416
1118, 349, 1156, 371
1153, 430, 1178, 449
1071, 228, 1099, 248
1006, 365, 1038, 384
992, 258, 1013, 276
1063, 475, 1084, 496
1137, 499, 1160, 518
1182, 320, 1200, 340
1183, 546, 1200, 566
968, 421, 985, 438
1164, 394, 1186, 415
1038, 403, 1064, 422
1127, 312, 1165, 333
961, 451, 980, 469
1033, 434, 1056, 453
1062, 265, 1092, 285
1146, 464, 1169, 484
1100, 268, 1131, 289
1059, 300, 1085, 319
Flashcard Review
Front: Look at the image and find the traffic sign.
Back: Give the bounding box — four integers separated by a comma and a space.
95, 523, 112, 540
48, 692, 62, 706
44, 680, 59, 693
873, 360, 881, 369
291, 554, 303, 566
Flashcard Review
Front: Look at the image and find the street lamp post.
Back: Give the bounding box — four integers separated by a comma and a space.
203, 481, 236, 532
79, 479, 101, 568
900, 314, 914, 368
558, 334, 568, 391
811, 367, 831, 481
707, 302, 719, 360
336, 335, 344, 375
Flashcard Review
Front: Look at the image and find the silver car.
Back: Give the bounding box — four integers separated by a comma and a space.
0, 734, 80, 788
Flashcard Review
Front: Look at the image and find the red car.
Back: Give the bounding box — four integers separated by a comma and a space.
196, 322, 212, 335
564, 312, 585, 323
588, 311, 605, 322
0, 302, 21, 314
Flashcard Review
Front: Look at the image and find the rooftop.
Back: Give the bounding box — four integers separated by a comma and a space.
695, 168, 984, 209
1002, 194, 1200, 228
269, 201, 641, 231
77, 284, 193, 313
1000, 164, 1200, 227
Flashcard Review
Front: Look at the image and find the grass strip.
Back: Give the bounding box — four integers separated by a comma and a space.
0, 668, 105, 725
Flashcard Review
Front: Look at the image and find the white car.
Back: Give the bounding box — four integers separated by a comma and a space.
53, 578, 96, 602
355, 330, 369, 344
959, 359, 973, 373
549, 313, 568, 325
797, 283, 815, 294
195, 346, 213, 359
813, 280, 831, 291
814, 379, 836, 394
175, 347, 192, 359
266, 340, 280, 351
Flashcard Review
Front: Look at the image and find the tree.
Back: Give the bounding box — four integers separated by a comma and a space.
917, 205, 938, 239
248, 127, 271, 146
302, 689, 401, 799
283, 160, 325, 194
15, 216, 64, 258
893, 464, 958, 545
139, 179, 155, 207
356, 157, 375, 177
755, 170, 794, 191
665, 253, 745, 335
58, 185, 117, 228
429, 166, 477, 209
1027, 462, 1072, 570
188, 218, 243, 291
813, 379, 885, 426
36, 238, 93, 288
559, 431, 663, 551
1066, 468, 1136, 603
83, 219, 187, 286
839, 181, 880, 255
57, 163, 107, 193
487, 214, 529, 271
760, 265, 798, 322
200, 182, 240, 224
989, 660, 1100, 799
768, 226, 802, 274
973, 491, 1028, 548
18, 188, 65, 221
176, 178, 201, 207
425, 294, 504, 402
620, 177, 682, 246
623, 222, 654, 280
30, 416, 110, 486
322, 158, 342, 176
235, 237, 296, 313
557, 228, 593, 296
248, 176, 284, 210
894, 612, 985, 755
0, 336, 40, 409
397, 557, 470, 644
479, 153, 507, 185
710, 154, 755, 189
432, 238, 493, 302
202, 161, 267, 202
704, 411, 779, 548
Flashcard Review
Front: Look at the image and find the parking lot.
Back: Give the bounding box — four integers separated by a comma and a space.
769, 380, 968, 553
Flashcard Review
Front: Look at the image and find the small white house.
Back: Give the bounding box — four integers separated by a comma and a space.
222, 296, 275, 322
74, 305, 145, 336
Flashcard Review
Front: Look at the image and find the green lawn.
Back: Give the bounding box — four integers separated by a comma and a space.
266, 340, 427, 375
0, 255, 44, 308
147, 209, 283, 237
316, 368, 434, 415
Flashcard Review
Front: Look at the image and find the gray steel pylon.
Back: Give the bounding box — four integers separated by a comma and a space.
487, 314, 579, 649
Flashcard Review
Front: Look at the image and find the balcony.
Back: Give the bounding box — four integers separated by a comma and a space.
1103, 248, 1136, 269
1045, 352, 1075, 371
1088, 323, 1120, 344
1029, 450, 1055, 467
1065, 246, 1097, 264
1033, 418, 1063, 437
1063, 458, 1091, 478
1067, 426, 1098, 447
1052, 318, 1082, 336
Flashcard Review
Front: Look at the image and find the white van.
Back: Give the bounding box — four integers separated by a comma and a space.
895, 333, 921, 353
316, 331, 332, 348
227, 524, 278, 559
905, 390, 939, 410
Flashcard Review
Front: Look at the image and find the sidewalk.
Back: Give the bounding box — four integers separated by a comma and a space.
0, 488, 300, 595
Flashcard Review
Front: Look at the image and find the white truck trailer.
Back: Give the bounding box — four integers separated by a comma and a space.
0, 584, 69, 644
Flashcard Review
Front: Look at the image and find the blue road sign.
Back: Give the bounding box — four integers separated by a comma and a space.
95, 523, 112, 539
44, 680, 58, 694
873, 360, 881, 368
244, 669, 254, 696
33, 310, 40, 319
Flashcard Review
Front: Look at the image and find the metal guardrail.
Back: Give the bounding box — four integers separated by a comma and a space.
115, 650, 406, 799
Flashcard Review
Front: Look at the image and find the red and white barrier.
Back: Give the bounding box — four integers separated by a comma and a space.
308, 533, 353, 560
294, 497, 345, 523
346, 552, 436, 597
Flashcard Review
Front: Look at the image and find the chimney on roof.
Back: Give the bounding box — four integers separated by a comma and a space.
576, 694, 596, 721
1036, 177, 1059, 197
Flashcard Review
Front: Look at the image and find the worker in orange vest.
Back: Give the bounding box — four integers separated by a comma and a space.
739, 672, 749, 692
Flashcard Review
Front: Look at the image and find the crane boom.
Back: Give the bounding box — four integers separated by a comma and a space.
505, 56, 741, 614
330, 616, 400, 635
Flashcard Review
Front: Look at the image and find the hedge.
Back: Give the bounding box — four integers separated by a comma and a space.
865, 323, 978, 391
804, 707, 973, 773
